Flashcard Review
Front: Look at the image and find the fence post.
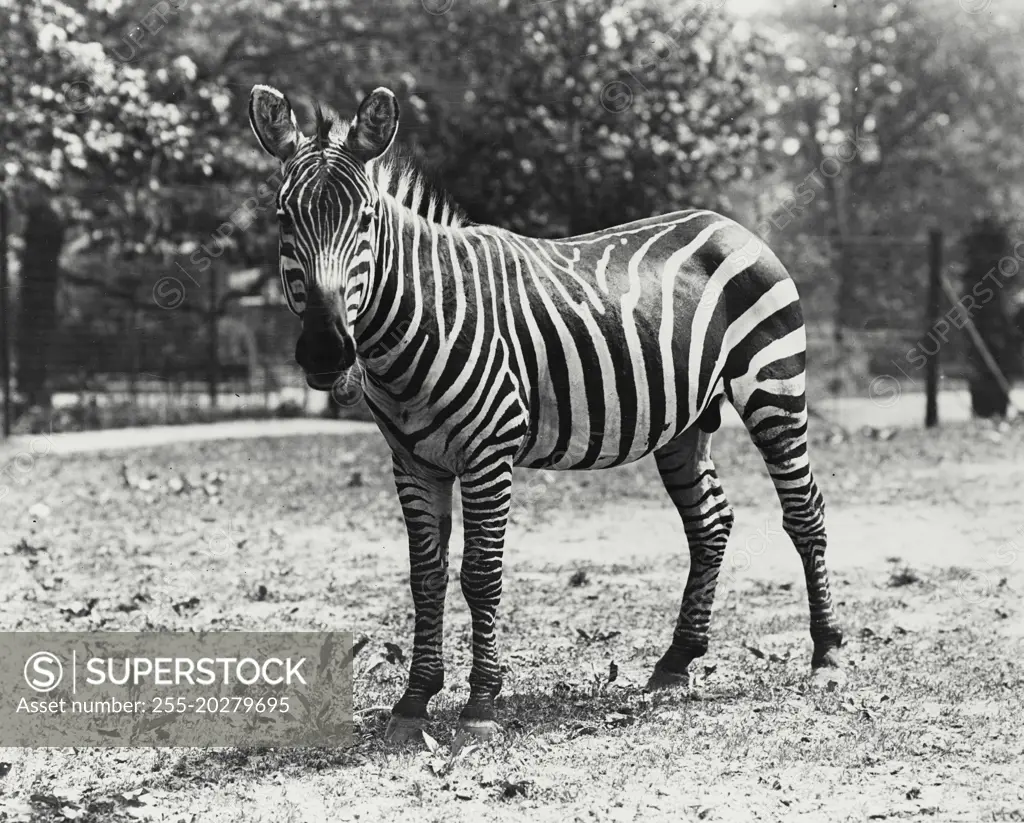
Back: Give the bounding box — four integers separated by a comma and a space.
128, 299, 139, 426
0, 193, 10, 438
925, 228, 942, 428
207, 268, 219, 410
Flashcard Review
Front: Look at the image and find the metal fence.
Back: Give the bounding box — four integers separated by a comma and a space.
0, 222, 1017, 436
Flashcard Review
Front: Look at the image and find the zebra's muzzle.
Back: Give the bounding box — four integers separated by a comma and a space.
295, 314, 356, 391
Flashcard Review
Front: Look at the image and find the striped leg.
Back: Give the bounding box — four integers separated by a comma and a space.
386, 455, 455, 742
456, 459, 513, 739
735, 374, 844, 671
647, 428, 735, 689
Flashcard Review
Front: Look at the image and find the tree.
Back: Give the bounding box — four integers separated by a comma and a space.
755, 0, 1024, 346
3, 0, 778, 416
1, 0, 227, 408
397, 0, 776, 236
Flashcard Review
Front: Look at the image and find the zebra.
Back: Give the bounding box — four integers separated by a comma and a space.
248, 84, 845, 743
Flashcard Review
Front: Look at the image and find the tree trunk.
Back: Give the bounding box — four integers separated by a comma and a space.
962, 217, 1014, 419
16, 199, 65, 410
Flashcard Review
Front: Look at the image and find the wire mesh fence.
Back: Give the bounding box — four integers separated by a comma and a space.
2, 227, 1020, 435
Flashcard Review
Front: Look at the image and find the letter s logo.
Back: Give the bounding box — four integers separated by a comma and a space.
24, 651, 64, 693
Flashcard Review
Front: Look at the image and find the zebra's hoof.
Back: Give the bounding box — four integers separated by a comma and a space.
812, 646, 843, 669
809, 653, 846, 691
384, 714, 428, 744
455, 718, 499, 744
645, 666, 691, 691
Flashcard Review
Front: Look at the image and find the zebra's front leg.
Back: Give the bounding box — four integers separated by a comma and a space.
455, 460, 513, 742
385, 456, 455, 743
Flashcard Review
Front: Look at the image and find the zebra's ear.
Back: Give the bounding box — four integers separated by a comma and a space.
347, 87, 399, 163
249, 84, 302, 162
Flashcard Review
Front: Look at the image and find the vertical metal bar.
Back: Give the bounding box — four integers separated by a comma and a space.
208, 269, 219, 410
0, 193, 10, 438
925, 229, 942, 428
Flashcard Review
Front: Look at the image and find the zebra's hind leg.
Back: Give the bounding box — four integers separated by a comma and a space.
386, 455, 456, 743
731, 367, 845, 678
647, 426, 735, 690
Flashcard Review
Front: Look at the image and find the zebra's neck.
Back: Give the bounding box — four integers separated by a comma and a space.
354, 196, 468, 398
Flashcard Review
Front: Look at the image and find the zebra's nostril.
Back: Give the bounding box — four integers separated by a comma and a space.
294, 326, 355, 376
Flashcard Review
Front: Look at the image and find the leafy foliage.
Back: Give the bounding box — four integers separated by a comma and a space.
401, 0, 775, 235
2, 0, 1023, 415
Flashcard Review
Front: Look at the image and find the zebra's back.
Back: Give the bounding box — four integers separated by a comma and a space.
475, 209, 802, 470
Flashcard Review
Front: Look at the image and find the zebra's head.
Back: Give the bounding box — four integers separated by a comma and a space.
248, 84, 398, 390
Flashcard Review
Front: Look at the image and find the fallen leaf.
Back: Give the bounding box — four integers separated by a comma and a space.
363, 654, 388, 677
501, 779, 531, 799
422, 730, 440, 754
568, 570, 589, 587
60, 598, 98, 619
13, 539, 47, 556
568, 724, 598, 739
350, 636, 370, 659
171, 596, 200, 615
383, 642, 406, 665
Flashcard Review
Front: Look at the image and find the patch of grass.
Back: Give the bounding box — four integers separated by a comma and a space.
2, 421, 1024, 820
888, 566, 922, 587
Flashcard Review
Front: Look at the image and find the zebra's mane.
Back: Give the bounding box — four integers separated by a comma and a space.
369, 152, 468, 229
311, 101, 468, 229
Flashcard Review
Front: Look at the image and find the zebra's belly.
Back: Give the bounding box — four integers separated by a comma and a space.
513, 380, 723, 470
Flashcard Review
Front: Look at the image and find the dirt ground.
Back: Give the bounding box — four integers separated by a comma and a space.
1, 419, 1022, 822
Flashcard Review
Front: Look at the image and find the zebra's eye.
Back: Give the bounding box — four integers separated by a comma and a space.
359, 208, 374, 231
